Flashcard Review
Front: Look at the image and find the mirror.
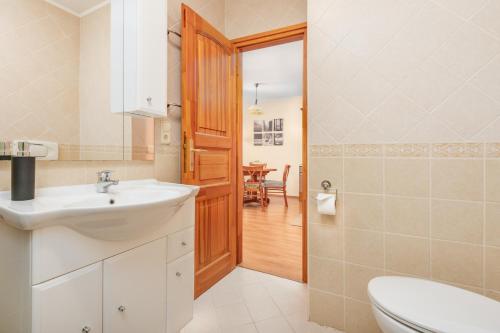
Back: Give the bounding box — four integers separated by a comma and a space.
0, 0, 163, 161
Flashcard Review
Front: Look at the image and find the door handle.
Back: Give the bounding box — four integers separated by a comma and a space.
188, 138, 207, 172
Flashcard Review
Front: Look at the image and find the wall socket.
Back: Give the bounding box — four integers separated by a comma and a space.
160, 119, 171, 145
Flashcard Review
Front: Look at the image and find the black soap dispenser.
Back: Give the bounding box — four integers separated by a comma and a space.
11, 141, 47, 201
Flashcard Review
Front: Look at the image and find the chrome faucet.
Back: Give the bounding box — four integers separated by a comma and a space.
96, 170, 119, 193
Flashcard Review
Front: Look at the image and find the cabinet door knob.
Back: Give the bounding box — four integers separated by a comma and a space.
147, 96, 152, 104
176, 272, 182, 277
181, 241, 187, 246
118, 305, 126, 312
82, 326, 91, 333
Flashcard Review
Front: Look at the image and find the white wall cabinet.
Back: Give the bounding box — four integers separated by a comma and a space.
104, 239, 167, 333
111, 0, 167, 118
32, 263, 103, 333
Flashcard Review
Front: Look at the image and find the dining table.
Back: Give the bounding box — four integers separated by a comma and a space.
242, 166, 277, 205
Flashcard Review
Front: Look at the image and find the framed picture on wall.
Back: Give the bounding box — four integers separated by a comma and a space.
263, 120, 273, 132
263, 133, 274, 146
254, 133, 263, 146
274, 118, 283, 131
274, 133, 283, 145
254, 120, 263, 132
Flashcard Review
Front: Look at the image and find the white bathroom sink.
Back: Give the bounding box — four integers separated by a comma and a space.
0, 179, 199, 240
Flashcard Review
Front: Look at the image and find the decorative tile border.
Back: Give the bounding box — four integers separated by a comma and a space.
156, 145, 181, 155
384, 144, 430, 157
310, 145, 343, 157
344, 144, 383, 157
432, 143, 484, 158
486, 143, 500, 158
309, 143, 500, 158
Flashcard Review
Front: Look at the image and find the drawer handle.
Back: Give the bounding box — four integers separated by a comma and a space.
118, 305, 126, 312
181, 241, 187, 246
82, 326, 91, 333
176, 272, 182, 277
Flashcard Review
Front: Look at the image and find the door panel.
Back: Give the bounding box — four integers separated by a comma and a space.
181, 4, 237, 297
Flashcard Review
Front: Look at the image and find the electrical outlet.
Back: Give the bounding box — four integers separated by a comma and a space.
160, 119, 171, 145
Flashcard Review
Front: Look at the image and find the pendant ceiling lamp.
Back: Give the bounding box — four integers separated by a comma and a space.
248, 83, 263, 115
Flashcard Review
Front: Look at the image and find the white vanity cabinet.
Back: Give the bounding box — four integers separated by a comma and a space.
32, 263, 103, 333
104, 239, 167, 333
167, 252, 195, 333
30, 197, 196, 333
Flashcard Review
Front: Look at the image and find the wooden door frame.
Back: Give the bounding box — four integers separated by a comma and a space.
232, 23, 308, 283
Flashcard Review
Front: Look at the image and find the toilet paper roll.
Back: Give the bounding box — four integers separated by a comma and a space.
316, 192, 336, 216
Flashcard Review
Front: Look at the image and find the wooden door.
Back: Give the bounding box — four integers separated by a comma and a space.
181, 4, 237, 297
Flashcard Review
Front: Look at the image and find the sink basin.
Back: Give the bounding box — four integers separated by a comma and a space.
0, 179, 199, 240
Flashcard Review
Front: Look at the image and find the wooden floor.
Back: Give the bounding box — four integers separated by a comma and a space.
240, 196, 302, 281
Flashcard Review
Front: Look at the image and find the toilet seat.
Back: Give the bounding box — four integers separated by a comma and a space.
368, 276, 500, 333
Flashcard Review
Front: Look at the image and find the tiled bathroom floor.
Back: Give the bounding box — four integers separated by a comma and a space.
181, 267, 342, 333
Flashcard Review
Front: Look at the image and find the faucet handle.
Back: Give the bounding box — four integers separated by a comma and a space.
97, 170, 113, 182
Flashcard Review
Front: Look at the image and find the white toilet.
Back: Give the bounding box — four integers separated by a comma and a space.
368, 276, 500, 333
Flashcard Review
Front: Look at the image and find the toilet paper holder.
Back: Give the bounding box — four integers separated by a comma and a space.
320, 180, 337, 195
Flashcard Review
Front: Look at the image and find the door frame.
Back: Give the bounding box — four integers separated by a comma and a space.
232, 23, 308, 283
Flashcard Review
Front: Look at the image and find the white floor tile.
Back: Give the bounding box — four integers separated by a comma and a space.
220, 323, 258, 333
215, 302, 253, 329
211, 286, 244, 308
255, 316, 295, 333
184, 266, 345, 333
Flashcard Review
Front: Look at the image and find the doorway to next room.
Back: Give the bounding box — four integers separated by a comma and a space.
239, 40, 304, 282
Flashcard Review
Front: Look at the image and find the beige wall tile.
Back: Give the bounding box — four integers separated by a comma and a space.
345, 228, 384, 268
309, 157, 343, 191
486, 160, 500, 202
309, 289, 345, 330
385, 196, 429, 237
344, 158, 383, 194
386, 234, 430, 277
344, 193, 383, 231
431, 159, 484, 201
310, 223, 343, 260
345, 264, 384, 302
0, 161, 9, 191
125, 161, 155, 180
485, 246, 500, 291
309, 256, 344, 295
36, 161, 86, 187
431, 199, 483, 244
486, 203, 500, 247
385, 159, 429, 197
345, 299, 382, 333
432, 240, 483, 287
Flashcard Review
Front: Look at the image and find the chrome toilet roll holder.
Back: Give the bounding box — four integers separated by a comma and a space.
320, 180, 337, 195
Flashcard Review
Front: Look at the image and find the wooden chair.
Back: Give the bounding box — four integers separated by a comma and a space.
243, 165, 266, 208
264, 164, 291, 207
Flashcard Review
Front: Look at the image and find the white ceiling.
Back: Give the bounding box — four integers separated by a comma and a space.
46, 0, 108, 17
243, 40, 303, 103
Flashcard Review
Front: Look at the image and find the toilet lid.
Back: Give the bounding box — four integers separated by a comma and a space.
368, 276, 500, 333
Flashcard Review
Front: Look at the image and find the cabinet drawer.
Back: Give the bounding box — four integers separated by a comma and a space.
167, 227, 194, 262
167, 252, 194, 333
32, 263, 102, 333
